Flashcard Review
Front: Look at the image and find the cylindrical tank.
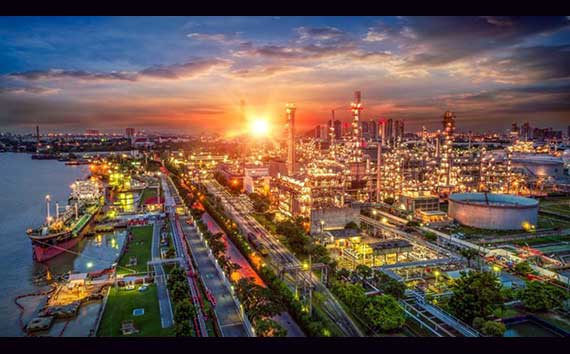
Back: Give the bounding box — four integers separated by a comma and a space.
448, 193, 538, 230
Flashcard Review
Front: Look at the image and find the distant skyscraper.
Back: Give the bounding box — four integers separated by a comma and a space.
521, 121, 531, 141
385, 119, 393, 146
125, 127, 135, 138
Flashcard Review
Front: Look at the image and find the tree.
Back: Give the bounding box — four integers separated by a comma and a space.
170, 282, 190, 303
354, 265, 373, 281
459, 248, 479, 268
376, 273, 406, 300
424, 231, 437, 242
519, 281, 569, 312
481, 321, 506, 337
254, 318, 287, 337
345, 221, 360, 230
449, 271, 504, 323
514, 261, 533, 276
332, 282, 368, 314
174, 298, 196, 323
363, 295, 405, 332
174, 320, 193, 337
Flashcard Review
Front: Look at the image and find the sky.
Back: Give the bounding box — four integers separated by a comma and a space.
0, 16, 569, 135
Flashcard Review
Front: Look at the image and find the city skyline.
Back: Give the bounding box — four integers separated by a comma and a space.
1, 16, 570, 135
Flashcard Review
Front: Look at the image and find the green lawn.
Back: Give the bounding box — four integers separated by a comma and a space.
118, 225, 154, 275
97, 284, 174, 337
139, 188, 158, 206
537, 215, 570, 229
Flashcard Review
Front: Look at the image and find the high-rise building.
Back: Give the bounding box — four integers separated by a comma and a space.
125, 127, 135, 138
521, 121, 531, 141
385, 119, 393, 146
286, 103, 296, 176
369, 120, 378, 140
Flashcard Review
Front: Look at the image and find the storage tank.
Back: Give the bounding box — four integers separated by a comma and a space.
448, 193, 538, 230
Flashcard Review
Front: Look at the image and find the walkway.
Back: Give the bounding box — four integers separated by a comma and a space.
151, 221, 174, 328
180, 218, 249, 337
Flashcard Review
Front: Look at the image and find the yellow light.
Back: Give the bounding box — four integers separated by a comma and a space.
250, 118, 270, 137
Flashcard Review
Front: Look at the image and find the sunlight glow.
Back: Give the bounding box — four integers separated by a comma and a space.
250, 118, 270, 137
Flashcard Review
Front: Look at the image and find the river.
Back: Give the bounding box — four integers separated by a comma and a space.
0, 153, 125, 336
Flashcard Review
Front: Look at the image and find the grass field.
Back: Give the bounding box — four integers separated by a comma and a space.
540, 197, 570, 214
97, 284, 174, 337
118, 225, 153, 275
139, 188, 158, 206
537, 215, 570, 229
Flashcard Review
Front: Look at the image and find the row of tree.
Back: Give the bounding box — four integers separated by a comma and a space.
167, 267, 197, 336
330, 280, 405, 333
448, 270, 570, 336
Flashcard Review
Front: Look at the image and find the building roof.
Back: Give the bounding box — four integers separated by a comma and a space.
68, 273, 88, 281
368, 239, 412, 251
328, 228, 360, 238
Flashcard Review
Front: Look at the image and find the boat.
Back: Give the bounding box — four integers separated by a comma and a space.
65, 159, 90, 166
31, 153, 58, 160
26, 179, 104, 262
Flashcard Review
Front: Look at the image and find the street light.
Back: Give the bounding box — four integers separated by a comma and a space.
45, 195, 51, 224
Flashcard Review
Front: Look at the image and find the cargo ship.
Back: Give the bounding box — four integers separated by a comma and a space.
26, 179, 104, 262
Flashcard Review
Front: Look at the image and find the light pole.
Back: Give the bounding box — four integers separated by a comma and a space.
320, 220, 325, 234
45, 195, 51, 225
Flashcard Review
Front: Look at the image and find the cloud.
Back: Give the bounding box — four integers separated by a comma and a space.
8, 69, 137, 82
366, 16, 570, 66
187, 32, 242, 44
139, 58, 230, 79
449, 45, 570, 83
0, 86, 60, 95
6, 58, 229, 83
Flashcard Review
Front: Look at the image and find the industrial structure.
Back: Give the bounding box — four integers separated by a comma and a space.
448, 193, 539, 230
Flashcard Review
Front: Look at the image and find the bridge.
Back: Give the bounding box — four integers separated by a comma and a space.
401, 290, 480, 337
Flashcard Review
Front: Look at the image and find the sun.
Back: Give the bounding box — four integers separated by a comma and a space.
250, 118, 270, 137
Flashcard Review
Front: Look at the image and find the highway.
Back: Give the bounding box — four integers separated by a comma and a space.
202, 179, 364, 337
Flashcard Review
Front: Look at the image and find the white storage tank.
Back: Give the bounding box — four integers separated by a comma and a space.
448, 193, 538, 230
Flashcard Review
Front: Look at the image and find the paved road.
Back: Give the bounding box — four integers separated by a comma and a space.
180, 219, 249, 337
202, 212, 305, 337
203, 179, 363, 337
162, 175, 209, 337
151, 221, 174, 328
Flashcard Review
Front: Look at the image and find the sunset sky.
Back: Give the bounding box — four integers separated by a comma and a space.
1, 16, 569, 135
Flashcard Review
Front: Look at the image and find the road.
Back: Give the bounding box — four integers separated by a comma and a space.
161, 175, 209, 337
203, 179, 363, 337
180, 218, 250, 337
151, 220, 174, 328
201, 212, 305, 337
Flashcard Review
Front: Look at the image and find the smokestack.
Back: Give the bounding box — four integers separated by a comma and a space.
286, 103, 296, 176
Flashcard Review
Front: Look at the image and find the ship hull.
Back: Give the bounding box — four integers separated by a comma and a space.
28, 203, 101, 262
33, 236, 81, 262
